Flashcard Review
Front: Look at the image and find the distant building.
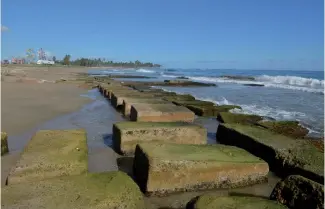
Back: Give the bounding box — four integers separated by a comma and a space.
1, 60, 10, 64
11, 57, 25, 64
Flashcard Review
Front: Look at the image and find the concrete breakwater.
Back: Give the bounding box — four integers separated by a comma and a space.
1, 77, 323, 209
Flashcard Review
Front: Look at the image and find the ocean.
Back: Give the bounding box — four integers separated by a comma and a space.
89, 68, 324, 137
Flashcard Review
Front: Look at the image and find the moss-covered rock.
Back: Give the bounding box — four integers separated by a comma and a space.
1, 132, 9, 156
187, 105, 241, 117
217, 112, 263, 125
2, 171, 145, 209
270, 175, 323, 209
130, 104, 195, 122
113, 122, 207, 155
133, 142, 269, 196
7, 130, 88, 185
217, 124, 324, 184
111, 92, 153, 108
258, 121, 309, 138
172, 100, 215, 107
187, 195, 288, 209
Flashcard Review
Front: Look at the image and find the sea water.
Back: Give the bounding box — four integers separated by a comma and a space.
89, 68, 324, 137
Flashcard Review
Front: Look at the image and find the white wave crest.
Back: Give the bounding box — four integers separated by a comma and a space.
135, 69, 155, 73
188, 75, 324, 94
256, 75, 324, 88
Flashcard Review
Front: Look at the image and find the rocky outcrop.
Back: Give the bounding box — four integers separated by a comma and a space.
2, 171, 145, 209
270, 175, 324, 209
133, 142, 269, 196
1, 132, 9, 156
7, 130, 88, 185
217, 124, 324, 184
219, 75, 256, 81
187, 195, 288, 209
130, 104, 195, 122
112, 122, 207, 154
217, 112, 263, 125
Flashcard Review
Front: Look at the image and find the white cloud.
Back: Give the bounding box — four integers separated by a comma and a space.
1, 25, 9, 32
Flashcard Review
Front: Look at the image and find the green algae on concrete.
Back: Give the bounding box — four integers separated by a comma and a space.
270, 175, 323, 209
172, 100, 215, 107
162, 94, 196, 102
187, 195, 288, 209
2, 171, 145, 209
187, 105, 242, 117
123, 98, 171, 117
133, 142, 269, 196
7, 129, 88, 185
130, 103, 195, 122
258, 120, 309, 138
217, 124, 324, 184
217, 112, 263, 125
112, 121, 207, 155
111, 91, 153, 107
1, 132, 9, 156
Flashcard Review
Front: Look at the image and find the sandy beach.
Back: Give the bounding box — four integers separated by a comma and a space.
1, 65, 101, 186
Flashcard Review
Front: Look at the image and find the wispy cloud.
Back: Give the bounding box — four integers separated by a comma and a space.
1, 25, 9, 32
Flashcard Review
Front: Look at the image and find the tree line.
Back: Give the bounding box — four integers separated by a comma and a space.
60, 55, 161, 68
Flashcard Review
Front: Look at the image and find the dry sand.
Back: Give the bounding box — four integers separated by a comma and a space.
1, 65, 94, 135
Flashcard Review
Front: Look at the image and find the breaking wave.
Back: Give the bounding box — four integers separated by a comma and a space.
188, 75, 324, 94
135, 69, 155, 73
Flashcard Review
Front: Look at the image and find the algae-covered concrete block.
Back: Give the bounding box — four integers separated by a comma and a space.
105, 88, 134, 100
1, 132, 9, 156
7, 129, 88, 185
123, 98, 171, 116
2, 171, 145, 209
258, 120, 309, 138
217, 112, 263, 125
217, 124, 324, 184
113, 122, 207, 154
270, 175, 323, 209
133, 142, 269, 196
111, 92, 153, 108
188, 195, 288, 209
130, 103, 195, 122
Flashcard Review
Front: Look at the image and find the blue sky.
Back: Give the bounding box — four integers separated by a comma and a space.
1, 0, 324, 70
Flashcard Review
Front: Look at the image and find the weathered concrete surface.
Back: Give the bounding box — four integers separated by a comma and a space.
1, 132, 9, 156
112, 122, 207, 154
123, 98, 171, 117
162, 94, 196, 101
133, 142, 269, 196
270, 175, 324, 209
217, 124, 324, 184
7, 129, 88, 185
258, 121, 309, 138
187, 195, 288, 209
186, 105, 242, 117
2, 171, 145, 209
217, 112, 263, 125
130, 104, 195, 122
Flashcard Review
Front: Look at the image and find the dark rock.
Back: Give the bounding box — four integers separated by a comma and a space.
270, 175, 324, 209
219, 75, 256, 81
243, 84, 265, 87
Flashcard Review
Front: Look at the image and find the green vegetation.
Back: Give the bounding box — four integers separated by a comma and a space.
190, 195, 288, 209
67, 57, 161, 67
